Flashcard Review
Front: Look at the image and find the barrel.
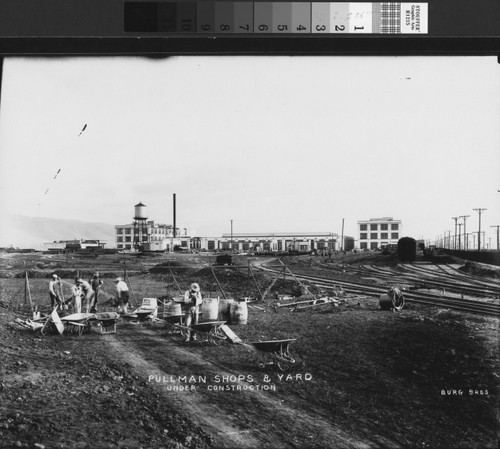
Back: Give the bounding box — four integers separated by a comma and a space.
201, 297, 219, 321
230, 300, 248, 325
379, 294, 393, 311
219, 298, 235, 321
164, 301, 182, 318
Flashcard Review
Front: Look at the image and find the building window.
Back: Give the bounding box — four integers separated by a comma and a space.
391, 224, 399, 230
117, 237, 123, 243
125, 244, 131, 250
360, 242, 368, 249
117, 228, 123, 234
360, 233, 367, 240
125, 229, 131, 235
381, 233, 388, 239
125, 236, 131, 243
370, 224, 378, 231
381, 224, 388, 231
370, 233, 378, 240
208, 240, 215, 250
370, 242, 378, 250
391, 233, 399, 239
360, 224, 367, 231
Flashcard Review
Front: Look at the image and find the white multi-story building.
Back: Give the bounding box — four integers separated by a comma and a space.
358, 217, 402, 250
115, 222, 189, 252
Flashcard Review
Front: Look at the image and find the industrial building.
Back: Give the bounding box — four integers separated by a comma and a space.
358, 217, 402, 250
115, 202, 354, 253
115, 202, 190, 252
217, 232, 347, 253
44, 239, 107, 252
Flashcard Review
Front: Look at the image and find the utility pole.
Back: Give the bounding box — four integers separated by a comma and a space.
459, 215, 470, 251
451, 217, 458, 250
230, 219, 233, 251
457, 223, 462, 250
490, 225, 500, 251
340, 218, 345, 252
473, 208, 487, 251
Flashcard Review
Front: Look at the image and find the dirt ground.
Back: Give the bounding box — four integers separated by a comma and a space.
0, 252, 499, 449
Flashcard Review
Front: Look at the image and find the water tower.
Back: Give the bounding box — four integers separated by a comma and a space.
133, 202, 148, 251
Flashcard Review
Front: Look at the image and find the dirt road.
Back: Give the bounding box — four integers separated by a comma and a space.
81, 322, 395, 449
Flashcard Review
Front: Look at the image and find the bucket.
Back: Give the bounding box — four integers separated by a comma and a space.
379, 294, 393, 311
201, 297, 219, 321
164, 301, 183, 318
219, 298, 235, 321
230, 300, 248, 325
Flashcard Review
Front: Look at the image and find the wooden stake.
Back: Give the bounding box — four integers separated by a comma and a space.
25, 271, 34, 313
211, 267, 227, 299
261, 278, 277, 302
124, 269, 137, 307
249, 265, 263, 299
169, 268, 183, 295
278, 258, 312, 295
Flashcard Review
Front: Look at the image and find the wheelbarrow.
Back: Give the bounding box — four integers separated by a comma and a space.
164, 314, 185, 335
249, 339, 297, 371
60, 312, 94, 335
173, 320, 227, 345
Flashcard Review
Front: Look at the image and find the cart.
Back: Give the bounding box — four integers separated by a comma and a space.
164, 314, 185, 335
249, 339, 297, 371
60, 313, 93, 335
40, 308, 64, 336
174, 320, 227, 345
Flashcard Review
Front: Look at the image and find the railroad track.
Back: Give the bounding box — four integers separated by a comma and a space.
411, 262, 500, 290
255, 261, 500, 317
344, 262, 500, 299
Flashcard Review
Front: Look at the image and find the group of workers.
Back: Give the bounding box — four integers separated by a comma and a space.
48, 272, 130, 314
49, 272, 203, 339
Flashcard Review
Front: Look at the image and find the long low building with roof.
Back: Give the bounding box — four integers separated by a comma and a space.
191, 232, 355, 253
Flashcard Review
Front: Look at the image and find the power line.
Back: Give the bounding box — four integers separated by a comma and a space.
490, 225, 500, 251
473, 208, 487, 251
451, 217, 458, 250
459, 215, 470, 251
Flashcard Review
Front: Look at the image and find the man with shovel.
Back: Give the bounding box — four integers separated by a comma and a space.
48, 274, 62, 309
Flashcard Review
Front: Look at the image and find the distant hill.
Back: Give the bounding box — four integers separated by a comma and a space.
0, 215, 116, 249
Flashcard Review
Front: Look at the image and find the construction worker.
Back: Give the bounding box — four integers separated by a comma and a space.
49, 274, 62, 309
115, 277, 130, 314
89, 271, 104, 313
183, 282, 202, 342
77, 279, 95, 314
71, 278, 83, 314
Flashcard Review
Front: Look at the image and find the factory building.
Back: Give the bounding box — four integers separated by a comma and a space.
218, 232, 340, 253
357, 217, 402, 250
44, 239, 107, 252
115, 202, 190, 252
115, 202, 353, 254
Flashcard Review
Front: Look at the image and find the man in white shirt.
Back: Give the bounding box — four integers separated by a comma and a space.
115, 277, 130, 314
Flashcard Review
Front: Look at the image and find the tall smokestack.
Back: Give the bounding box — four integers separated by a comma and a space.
173, 193, 176, 238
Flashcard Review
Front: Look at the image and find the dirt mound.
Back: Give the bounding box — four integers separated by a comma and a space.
459, 261, 500, 279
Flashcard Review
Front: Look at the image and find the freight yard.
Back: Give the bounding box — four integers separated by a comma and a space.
0, 250, 499, 449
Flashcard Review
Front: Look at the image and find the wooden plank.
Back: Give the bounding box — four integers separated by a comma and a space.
220, 324, 242, 344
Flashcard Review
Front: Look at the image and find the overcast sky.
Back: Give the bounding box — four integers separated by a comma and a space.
0, 56, 499, 245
